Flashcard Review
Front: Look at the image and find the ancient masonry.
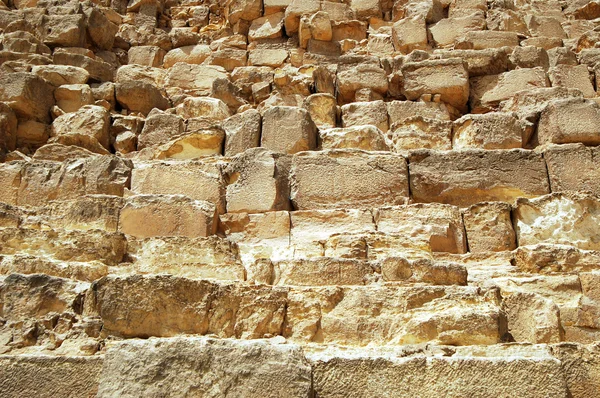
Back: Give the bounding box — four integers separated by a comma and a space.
2, 0, 600, 396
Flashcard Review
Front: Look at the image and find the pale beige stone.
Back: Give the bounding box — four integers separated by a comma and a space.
391, 17, 428, 54
538, 98, 600, 145
463, 202, 516, 253
544, 143, 600, 195
341, 100, 389, 132
155, 129, 225, 160
319, 125, 389, 151
119, 194, 217, 238
548, 64, 596, 98
50, 105, 110, 152
452, 112, 523, 150
387, 116, 452, 151
261, 106, 317, 154
429, 12, 486, 48
163, 45, 211, 68
223, 109, 261, 156
304, 93, 337, 129
54, 84, 94, 113
175, 97, 231, 120
249, 12, 285, 42
290, 150, 409, 210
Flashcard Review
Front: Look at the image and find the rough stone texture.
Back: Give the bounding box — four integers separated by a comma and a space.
97, 338, 312, 398
544, 144, 600, 195
409, 149, 550, 206
538, 98, 600, 145
261, 106, 317, 154
463, 202, 516, 253
290, 150, 409, 210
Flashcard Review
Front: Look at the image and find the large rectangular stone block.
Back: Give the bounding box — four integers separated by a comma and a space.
408, 149, 550, 206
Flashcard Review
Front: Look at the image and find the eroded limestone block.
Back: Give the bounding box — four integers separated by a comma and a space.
97, 337, 311, 398
514, 192, 600, 250
463, 202, 516, 253
119, 195, 217, 238
544, 143, 600, 195
409, 149, 549, 206
261, 106, 317, 154
225, 148, 291, 213
452, 112, 523, 150
319, 125, 389, 151
290, 150, 409, 210
538, 98, 600, 145
341, 100, 389, 132
387, 116, 452, 151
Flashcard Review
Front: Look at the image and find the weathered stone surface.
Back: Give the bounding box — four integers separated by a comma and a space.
548, 64, 596, 98
119, 195, 217, 238
165, 64, 228, 96
463, 202, 516, 253
387, 116, 452, 151
392, 17, 428, 54
470, 68, 550, 112
138, 112, 185, 150
115, 81, 169, 115
0, 356, 103, 398
225, 148, 291, 213
538, 98, 600, 145
319, 125, 389, 151
131, 160, 226, 214
453, 112, 523, 150
375, 204, 467, 254
401, 59, 470, 111
97, 337, 312, 398
514, 244, 600, 274
336, 62, 389, 104
290, 150, 409, 210
544, 143, 600, 195
249, 12, 285, 41
303, 93, 336, 129
32, 65, 89, 86
341, 100, 388, 132
261, 106, 317, 154
0, 72, 54, 123
309, 345, 568, 397
50, 105, 110, 152
514, 193, 600, 250
223, 109, 261, 156
409, 149, 549, 206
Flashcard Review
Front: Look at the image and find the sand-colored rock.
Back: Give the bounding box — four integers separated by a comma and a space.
409, 149, 549, 206
290, 150, 409, 210
261, 106, 317, 154
387, 116, 452, 151
319, 125, 389, 151
544, 143, 600, 195
538, 98, 600, 145
453, 112, 523, 150
463, 202, 516, 253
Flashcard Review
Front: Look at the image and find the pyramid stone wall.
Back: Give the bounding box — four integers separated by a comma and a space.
1, 0, 600, 396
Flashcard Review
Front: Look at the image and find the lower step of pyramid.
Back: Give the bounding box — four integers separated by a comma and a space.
1, 337, 598, 398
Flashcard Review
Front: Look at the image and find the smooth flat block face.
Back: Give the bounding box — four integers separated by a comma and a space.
408, 149, 550, 206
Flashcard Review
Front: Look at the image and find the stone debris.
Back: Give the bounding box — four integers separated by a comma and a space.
0, 0, 600, 396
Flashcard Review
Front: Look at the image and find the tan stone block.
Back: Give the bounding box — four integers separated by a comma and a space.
162, 45, 211, 68
391, 17, 428, 54
290, 150, 409, 210
386, 100, 451, 125
336, 61, 388, 104
375, 203, 467, 254
50, 105, 110, 152
463, 202, 516, 253
437, 48, 509, 77
248, 49, 288, 67
224, 148, 291, 213
319, 125, 389, 151
387, 116, 452, 151
131, 160, 226, 214
341, 100, 389, 132
455, 30, 519, 49
514, 192, 600, 250
249, 12, 285, 41
138, 112, 185, 150
401, 58, 470, 111
303, 93, 337, 129
544, 143, 600, 195
549, 64, 595, 98
452, 112, 523, 150
538, 98, 600, 145
54, 84, 94, 113
0, 72, 54, 123
514, 244, 600, 274
127, 46, 166, 67
469, 67, 549, 112
428, 11, 486, 48
175, 97, 231, 120
261, 106, 317, 154
273, 258, 374, 286
223, 109, 261, 156
284, 0, 320, 34
409, 149, 550, 206
31, 65, 89, 86
119, 194, 217, 238
165, 64, 228, 97
115, 81, 170, 116
155, 129, 225, 160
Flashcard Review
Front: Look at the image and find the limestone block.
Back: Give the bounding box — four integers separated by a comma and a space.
350, 0, 382, 19
223, 109, 261, 156
387, 116, 452, 151
470, 67, 549, 112
452, 112, 523, 150
401, 59, 470, 111
548, 64, 596, 98
375, 204, 467, 254
514, 192, 600, 250
261, 106, 317, 154
0, 103, 17, 154
290, 150, 409, 210
409, 149, 550, 206
552, 344, 600, 398
226, 0, 263, 24
0, 356, 102, 398
115, 81, 169, 115
85, 275, 287, 338
503, 292, 563, 343
341, 100, 389, 132
138, 112, 185, 150
0, 228, 126, 266
538, 98, 600, 145
428, 11, 486, 48
249, 12, 285, 41
165, 63, 228, 96
437, 48, 509, 77
544, 143, 600, 195
273, 258, 374, 286
53, 51, 114, 83
0, 72, 54, 123
54, 84, 94, 113
163, 45, 211, 68
309, 345, 568, 398
96, 338, 311, 398
391, 17, 428, 54
116, 65, 165, 87
303, 93, 337, 129
284, 0, 320, 34
31, 65, 89, 86
319, 125, 389, 151
42, 15, 86, 48
509, 46, 550, 70
131, 160, 226, 214
155, 129, 225, 160
387, 100, 451, 125
119, 194, 217, 238
455, 30, 519, 49
126, 236, 245, 280
336, 62, 389, 104
514, 244, 600, 274
175, 97, 231, 120
463, 202, 516, 253
224, 148, 291, 213
248, 49, 289, 67
86, 7, 118, 51
50, 105, 110, 152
